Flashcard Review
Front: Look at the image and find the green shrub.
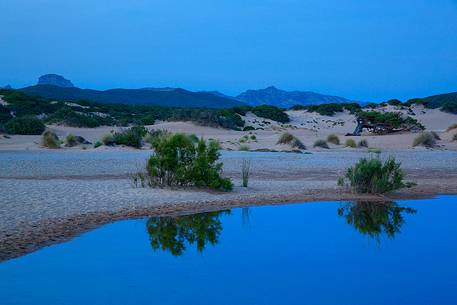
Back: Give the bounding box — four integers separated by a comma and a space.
387, 99, 402, 106
441, 101, 457, 114
4, 116, 46, 135
112, 126, 148, 148
446, 123, 457, 132
302, 103, 361, 116
252, 105, 289, 123
145, 129, 170, 146
94, 141, 102, 148
102, 133, 115, 146
413, 132, 436, 148
338, 156, 407, 194
42, 131, 60, 149
243, 126, 255, 131
46, 108, 112, 127
147, 134, 232, 191
345, 138, 357, 148
327, 134, 340, 145
356, 111, 424, 133
250, 135, 257, 141
358, 139, 369, 147
0, 105, 12, 126
313, 139, 329, 149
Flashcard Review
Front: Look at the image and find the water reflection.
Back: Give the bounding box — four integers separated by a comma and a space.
337, 201, 417, 241
146, 210, 230, 256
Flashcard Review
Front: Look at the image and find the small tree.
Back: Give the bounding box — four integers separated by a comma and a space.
147, 133, 232, 191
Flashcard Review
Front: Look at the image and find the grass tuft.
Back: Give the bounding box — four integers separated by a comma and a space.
345, 138, 357, 148
413, 132, 437, 148
313, 139, 329, 149
327, 134, 340, 145
241, 159, 251, 187
42, 131, 60, 149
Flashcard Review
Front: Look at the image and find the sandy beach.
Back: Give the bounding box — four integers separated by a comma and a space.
1, 148, 457, 261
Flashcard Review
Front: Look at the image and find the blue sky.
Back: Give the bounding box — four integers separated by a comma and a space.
1, 0, 456, 101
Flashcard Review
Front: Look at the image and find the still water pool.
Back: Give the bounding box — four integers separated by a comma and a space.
1, 196, 456, 305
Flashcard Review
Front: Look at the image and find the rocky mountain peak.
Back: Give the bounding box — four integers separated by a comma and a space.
38, 74, 74, 88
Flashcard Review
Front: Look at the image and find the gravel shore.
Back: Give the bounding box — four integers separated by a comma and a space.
1, 149, 457, 261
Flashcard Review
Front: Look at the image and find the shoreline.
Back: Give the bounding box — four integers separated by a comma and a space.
1, 186, 456, 262
1, 149, 457, 262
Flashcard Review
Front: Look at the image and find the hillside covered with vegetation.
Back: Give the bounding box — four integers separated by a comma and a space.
0, 89, 290, 134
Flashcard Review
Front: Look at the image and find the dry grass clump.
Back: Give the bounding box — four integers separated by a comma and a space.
277, 132, 295, 145
42, 131, 60, 149
345, 138, 357, 148
313, 139, 329, 149
358, 139, 368, 148
446, 123, 457, 132
327, 134, 340, 145
413, 132, 437, 148
277, 132, 306, 150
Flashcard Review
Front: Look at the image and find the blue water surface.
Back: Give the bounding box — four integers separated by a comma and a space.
1, 196, 456, 305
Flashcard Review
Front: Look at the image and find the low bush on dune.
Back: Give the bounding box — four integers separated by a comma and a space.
453, 133, 457, 142
277, 132, 306, 149
345, 138, 357, 148
327, 134, 340, 145
102, 126, 148, 148
413, 132, 437, 148
146, 133, 232, 191
358, 139, 369, 148
338, 156, 410, 194
251, 105, 290, 123
446, 123, 457, 132
113, 126, 148, 148
42, 130, 60, 149
313, 139, 329, 149
65, 134, 90, 147
4, 116, 46, 135
102, 133, 115, 146
277, 132, 294, 145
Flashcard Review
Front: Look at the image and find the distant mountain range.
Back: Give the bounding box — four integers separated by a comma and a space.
20, 75, 245, 108
17, 74, 354, 109
17, 74, 456, 110
236, 86, 349, 108
20, 85, 245, 108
